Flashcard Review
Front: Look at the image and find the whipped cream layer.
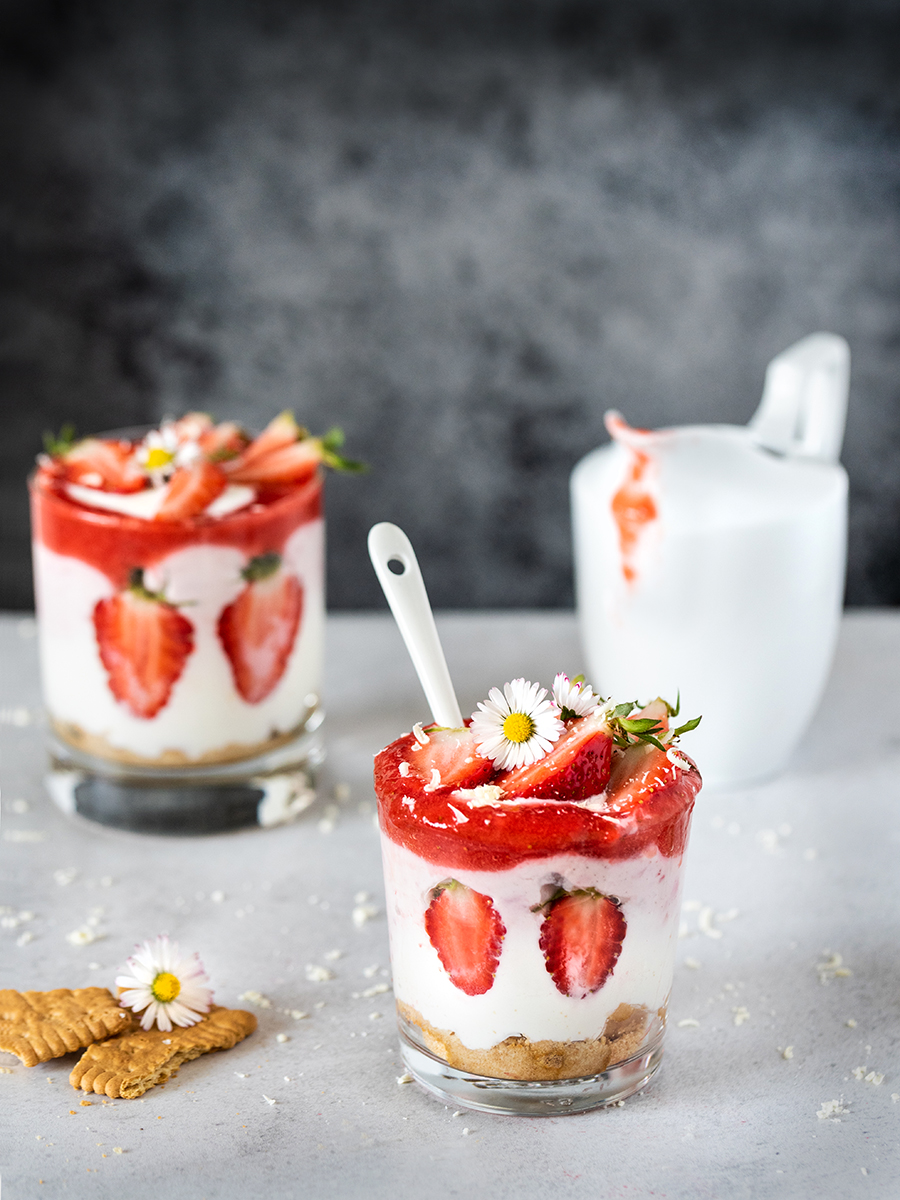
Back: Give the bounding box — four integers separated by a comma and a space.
381, 831, 685, 1050
33, 520, 324, 762
65, 481, 256, 520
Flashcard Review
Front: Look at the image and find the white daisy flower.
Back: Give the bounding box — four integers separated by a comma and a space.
552, 673, 602, 720
116, 935, 212, 1032
471, 678, 565, 771
136, 421, 202, 485
136, 425, 179, 486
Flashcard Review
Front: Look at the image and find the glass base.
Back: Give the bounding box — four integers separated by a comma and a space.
44, 717, 325, 835
398, 1019, 664, 1116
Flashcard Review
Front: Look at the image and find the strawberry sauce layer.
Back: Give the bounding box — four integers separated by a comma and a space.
374, 732, 700, 873
30, 472, 322, 590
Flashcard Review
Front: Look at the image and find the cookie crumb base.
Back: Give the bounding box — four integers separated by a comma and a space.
396, 1003, 665, 1116
398, 1000, 659, 1081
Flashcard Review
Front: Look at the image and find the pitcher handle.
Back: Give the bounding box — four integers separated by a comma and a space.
748, 332, 850, 462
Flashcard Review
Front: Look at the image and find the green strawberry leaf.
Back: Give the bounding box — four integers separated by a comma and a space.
673, 715, 702, 737
43, 423, 78, 457
617, 717, 664, 734
319, 428, 368, 473
635, 732, 668, 752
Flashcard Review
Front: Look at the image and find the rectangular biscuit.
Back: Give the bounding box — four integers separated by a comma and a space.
70, 1006, 257, 1098
0, 988, 136, 1067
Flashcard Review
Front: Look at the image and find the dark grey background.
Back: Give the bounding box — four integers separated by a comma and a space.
3, 0, 900, 610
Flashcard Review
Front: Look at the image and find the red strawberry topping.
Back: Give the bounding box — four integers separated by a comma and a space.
230, 411, 304, 470
424, 879, 506, 995
374, 726, 700, 870
93, 570, 194, 718
155, 460, 228, 521
170, 412, 214, 442
408, 726, 497, 791
226, 439, 321, 487
499, 710, 613, 802
605, 742, 679, 811
63, 439, 146, 494
198, 420, 250, 462
538, 888, 626, 998
217, 552, 303, 703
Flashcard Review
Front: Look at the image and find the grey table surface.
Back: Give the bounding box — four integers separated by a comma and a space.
1, 610, 898, 1200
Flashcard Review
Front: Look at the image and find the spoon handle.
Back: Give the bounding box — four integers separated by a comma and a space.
367, 522, 464, 729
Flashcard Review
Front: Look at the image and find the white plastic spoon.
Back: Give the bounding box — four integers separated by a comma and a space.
367, 522, 464, 729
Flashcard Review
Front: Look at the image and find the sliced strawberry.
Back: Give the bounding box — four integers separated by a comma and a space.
170, 412, 214, 442
408, 726, 496, 791
217, 552, 303, 703
424, 879, 505, 995
93, 570, 194, 718
198, 420, 249, 462
233, 411, 304, 469
499, 710, 613, 802
62, 439, 146, 494
155, 460, 228, 521
538, 888, 626, 998
605, 742, 679, 811
225, 439, 321, 486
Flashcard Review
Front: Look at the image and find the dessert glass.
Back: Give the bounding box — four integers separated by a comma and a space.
374, 726, 700, 1116
29, 425, 326, 834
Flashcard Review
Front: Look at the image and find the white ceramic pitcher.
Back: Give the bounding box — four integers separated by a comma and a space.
571, 333, 850, 788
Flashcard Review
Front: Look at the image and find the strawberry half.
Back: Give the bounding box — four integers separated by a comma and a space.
155, 460, 228, 521
170, 412, 214, 442
605, 742, 678, 810
424, 879, 506, 995
538, 888, 626, 998
230, 411, 304, 471
225, 439, 321, 487
63, 438, 146, 493
408, 726, 496, 791
217, 552, 303, 703
93, 570, 194, 718
199, 420, 249, 462
499, 710, 613, 802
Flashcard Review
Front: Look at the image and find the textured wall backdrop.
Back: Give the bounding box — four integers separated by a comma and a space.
3, 0, 900, 609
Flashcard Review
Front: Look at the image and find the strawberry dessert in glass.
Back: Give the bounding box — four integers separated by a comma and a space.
374, 675, 701, 1115
30, 411, 361, 833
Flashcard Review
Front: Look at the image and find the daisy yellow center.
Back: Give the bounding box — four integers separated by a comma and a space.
145, 447, 174, 470
503, 712, 535, 744
151, 971, 181, 1003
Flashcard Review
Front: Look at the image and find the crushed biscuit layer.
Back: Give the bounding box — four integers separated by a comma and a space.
397, 1000, 663, 1081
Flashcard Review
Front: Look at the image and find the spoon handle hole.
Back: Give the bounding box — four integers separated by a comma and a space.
387, 556, 407, 576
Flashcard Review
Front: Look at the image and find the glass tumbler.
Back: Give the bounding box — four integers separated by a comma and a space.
30, 452, 324, 834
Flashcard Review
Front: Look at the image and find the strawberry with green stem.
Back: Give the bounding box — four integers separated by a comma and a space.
537, 887, 627, 998
217, 552, 303, 704
607, 694, 701, 754
225, 412, 365, 486
52, 435, 147, 494
93, 569, 195, 719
